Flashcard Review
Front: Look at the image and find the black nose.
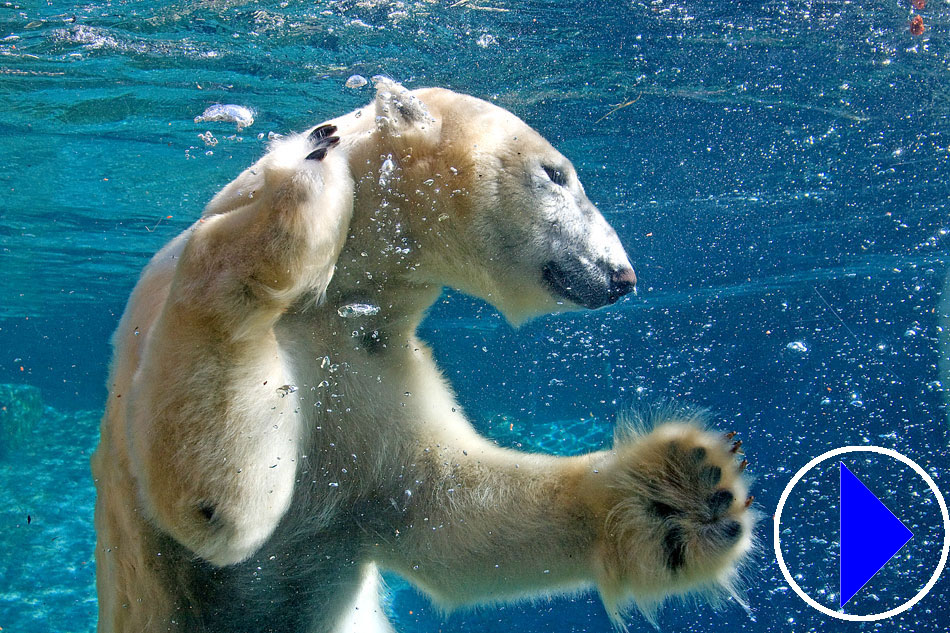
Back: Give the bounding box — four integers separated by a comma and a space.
607, 268, 637, 303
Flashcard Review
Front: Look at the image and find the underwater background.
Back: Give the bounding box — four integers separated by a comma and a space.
1, 0, 949, 631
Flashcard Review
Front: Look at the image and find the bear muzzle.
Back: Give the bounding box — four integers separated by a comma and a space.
542, 260, 637, 309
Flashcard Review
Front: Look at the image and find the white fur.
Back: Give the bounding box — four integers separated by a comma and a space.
334, 565, 394, 633
92, 80, 751, 632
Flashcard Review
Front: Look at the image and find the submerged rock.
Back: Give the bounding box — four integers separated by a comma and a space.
0, 383, 43, 457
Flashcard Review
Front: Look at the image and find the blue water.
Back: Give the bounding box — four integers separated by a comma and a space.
2, 0, 949, 631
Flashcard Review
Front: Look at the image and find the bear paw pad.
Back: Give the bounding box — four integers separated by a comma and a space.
604, 422, 753, 587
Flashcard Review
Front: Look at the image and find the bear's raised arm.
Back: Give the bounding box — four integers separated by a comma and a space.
123, 128, 353, 565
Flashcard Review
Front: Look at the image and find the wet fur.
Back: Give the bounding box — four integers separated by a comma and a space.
92, 80, 752, 632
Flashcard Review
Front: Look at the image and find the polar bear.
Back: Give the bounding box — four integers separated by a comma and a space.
92, 79, 753, 633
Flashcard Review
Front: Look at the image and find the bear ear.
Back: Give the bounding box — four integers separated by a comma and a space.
371, 76, 438, 142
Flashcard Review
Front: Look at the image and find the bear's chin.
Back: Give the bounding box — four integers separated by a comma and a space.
487, 287, 593, 327
542, 261, 610, 310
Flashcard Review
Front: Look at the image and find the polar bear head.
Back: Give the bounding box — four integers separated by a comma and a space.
327, 79, 637, 324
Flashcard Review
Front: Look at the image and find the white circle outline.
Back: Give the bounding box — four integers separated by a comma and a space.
773, 446, 949, 621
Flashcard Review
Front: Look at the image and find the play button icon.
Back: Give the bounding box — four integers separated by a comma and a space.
839, 462, 914, 606
774, 446, 950, 621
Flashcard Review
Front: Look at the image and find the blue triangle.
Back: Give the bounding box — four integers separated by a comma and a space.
839, 462, 914, 607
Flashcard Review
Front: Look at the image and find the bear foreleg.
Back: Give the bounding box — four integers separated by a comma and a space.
375, 419, 752, 625
125, 131, 353, 565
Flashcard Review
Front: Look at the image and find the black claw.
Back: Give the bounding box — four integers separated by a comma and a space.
745, 495, 754, 509
308, 124, 337, 143
306, 147, 329, 161
730, 439, 743, 454
708, 489, 734, 516
724, 430, 737, 441
305, 135, 341, 161
738, 458, 749, 472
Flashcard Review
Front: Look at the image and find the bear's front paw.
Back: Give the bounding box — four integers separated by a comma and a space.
595, 420, 753, 619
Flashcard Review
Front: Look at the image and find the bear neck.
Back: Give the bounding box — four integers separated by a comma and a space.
294, 149, 447, 341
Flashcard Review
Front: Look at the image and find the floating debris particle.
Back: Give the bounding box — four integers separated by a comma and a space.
345, 74, 368, 89
909, 15, 925, 36
338, 303, 380, 318
194, 104, 255, 130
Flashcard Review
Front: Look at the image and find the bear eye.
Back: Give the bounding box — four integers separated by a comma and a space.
542, 164, 568, 187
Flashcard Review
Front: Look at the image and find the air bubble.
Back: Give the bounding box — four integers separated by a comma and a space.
276, 384, 297, 397
338, 303, 380, 318
345, 74, 368, 89
476, 33, 497, 48
198, 131, 218, 147
194, 104, 255, 131
379, 155, 395, 188
785, 341, 808, 353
